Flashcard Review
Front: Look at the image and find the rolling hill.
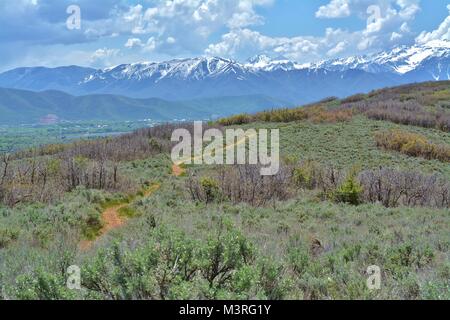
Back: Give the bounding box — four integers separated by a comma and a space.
0, 87, 288, 125
0, 81, 449, 300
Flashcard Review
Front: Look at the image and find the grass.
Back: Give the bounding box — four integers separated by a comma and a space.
0, 82, 449, 300
83, 180, 450, 300
117, 206, 139, 218
235, 116, 450, 178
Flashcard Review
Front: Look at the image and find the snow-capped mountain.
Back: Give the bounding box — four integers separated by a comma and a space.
245, 55, 306, 72
84, 57, 249, 83
311, 40, 450, 78
0, 40, 449, 105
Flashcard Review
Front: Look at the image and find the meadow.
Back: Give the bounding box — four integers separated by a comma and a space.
0, 81, 449, 300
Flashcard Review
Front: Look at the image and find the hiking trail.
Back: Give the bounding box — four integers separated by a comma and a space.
79, 183, 160, 251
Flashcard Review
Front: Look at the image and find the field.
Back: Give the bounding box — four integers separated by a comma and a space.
0, 82, 449, 300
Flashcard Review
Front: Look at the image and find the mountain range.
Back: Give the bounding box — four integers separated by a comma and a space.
0, 40, 449, 124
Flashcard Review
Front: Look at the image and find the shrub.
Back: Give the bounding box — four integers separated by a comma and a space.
79, 224, 258, 300
13, 270, 76, 300
359, 98, 450, 133
0, 226, 19, 248
187, 165, 292, 207
293, 161, 321, 190
199, 227, 255, 292
359, 168, 450, 208
375, 130, 450, 162
200, 177, 220, 204
217, 114, 252, 126
217, 105, 353, 126
341, 93, 366, 104
333, 172, 363, 205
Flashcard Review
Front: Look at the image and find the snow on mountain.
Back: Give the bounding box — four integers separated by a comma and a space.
82, 40, 450, 85
0, 40, 449, 104
245, 55, 305, 72
83, 55, 308, 85
83, 57, 250, 84
311, 40, 450, 75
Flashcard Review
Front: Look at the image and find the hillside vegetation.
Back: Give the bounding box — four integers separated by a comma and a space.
0, 81, 449, 300
0, 87, 287, 125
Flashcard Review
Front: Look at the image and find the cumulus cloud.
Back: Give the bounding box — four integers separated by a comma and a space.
205, 28, 339, 62
1, 0, 448, 71
125, 38, 144, 48
316, 0, 420, 20
117, 0, 275, 54
316, 0, 351, 18
415, 4, 450, 44
0, 0, 275, 68
205, 0, 421, 63
90, 47, 120, 67
327, 41, 348, 56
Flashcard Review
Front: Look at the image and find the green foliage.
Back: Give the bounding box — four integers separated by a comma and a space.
293, 161, 320, 189
218, 105, 353, 126
217, 113, 252, 126
118, 206, 139, 218
79, 224, 258, 300
14, 270, 76, 300
200, 177, 221, 204
1, 82, 450, 300
0, 226, 19, 248
333, 172, 363, 205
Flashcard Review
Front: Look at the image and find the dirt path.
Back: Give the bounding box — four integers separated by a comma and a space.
81, 133, 255, 250
171, 132, 257, 176
79, 184, 160, 251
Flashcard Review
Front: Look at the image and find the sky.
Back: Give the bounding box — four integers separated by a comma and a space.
0, 0, 450, 71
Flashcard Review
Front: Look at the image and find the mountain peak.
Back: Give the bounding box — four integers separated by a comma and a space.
310, 39, 450, 75
421, 39, 450, 49
1, 40, 449, 102
246, 54, 273, 65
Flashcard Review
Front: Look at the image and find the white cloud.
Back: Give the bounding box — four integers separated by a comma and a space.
125, 38, 143, 48
166, 37, 176, 44
206, 28, 331, 62
90, 48, 120, 67
416, 4, 450, 44
3, 0, 447, 71
143, 37, 157, 52
117, 0, 275, 55
205, 3, 420, 64
316, 0, 420, 21
390, 32, 402, 41
316, 0, 351, 18
327, 41, 347, 56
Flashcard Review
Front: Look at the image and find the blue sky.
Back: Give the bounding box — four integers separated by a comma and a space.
0, 0, 449, 71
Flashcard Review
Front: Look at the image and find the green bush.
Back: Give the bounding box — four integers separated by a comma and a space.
200, 177, 220, 204
0, 227, 19, 248
293, 161, 320, 189
333, 173, 363, 205
14, 270, 76, 300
